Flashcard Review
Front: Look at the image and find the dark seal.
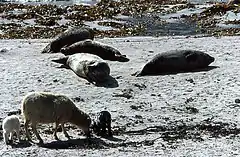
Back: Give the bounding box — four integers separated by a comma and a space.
91, 111, 112, 137
41, 27, 94, 53
136, 50, 215, 76
60, 39, 129, 62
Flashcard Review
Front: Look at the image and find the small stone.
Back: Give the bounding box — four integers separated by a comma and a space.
130, 105, 142, 110
186, 106, 199, 113
235, 99, 240, 103
130, 105, 138, 110
186, 78, 194, 83
53, 79, 58, 82
133, 83, 146, 90
72, 96, 84, 102
0, 48, 8, 53
135, 115, 143, 119
113, 89, 133, 99
116, 76, 122, 79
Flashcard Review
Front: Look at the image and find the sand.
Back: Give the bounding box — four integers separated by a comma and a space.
0, 35, 240, 156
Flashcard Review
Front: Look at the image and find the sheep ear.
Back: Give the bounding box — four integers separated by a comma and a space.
186, 53, 198, 62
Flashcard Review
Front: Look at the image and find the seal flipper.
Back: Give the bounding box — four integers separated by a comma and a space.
52, 57, 70, 69
59, 45, 70, 54
52, 57, 68, 65
132, 71, 143, 77
41, 43, 52, 53
58, 64, 70, 69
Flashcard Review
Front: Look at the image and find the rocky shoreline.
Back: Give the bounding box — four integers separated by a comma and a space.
0, 0, 239, 39
0, 36, 240, 156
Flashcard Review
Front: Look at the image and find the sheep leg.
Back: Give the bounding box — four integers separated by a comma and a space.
9, 132, 13, 140
61, 123, 70, 139
107, 122, 113, 137
24, 120, 33, 142
96, 126, 101, 136
31, 123, 43, 144
15, 129, 20, 142
94, 122, 101, 136
54, 122, 59, 140
100, 123, 107, 136
82, 127, 91, 138
3, 131, 9, 144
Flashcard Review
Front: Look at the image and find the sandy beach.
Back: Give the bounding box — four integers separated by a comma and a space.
0, 35, 240, 156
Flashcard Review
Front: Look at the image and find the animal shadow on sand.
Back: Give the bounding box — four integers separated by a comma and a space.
94, 76, 119, 88
55, 65, 119, 88
0, 130, 32, 148
40, 136, 123, 149
186, 66, 219, 73
6, 140, 32, 148
100, 135, 123, 142
134, 66, 219, 76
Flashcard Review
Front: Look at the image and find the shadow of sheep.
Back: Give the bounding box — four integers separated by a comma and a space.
40, 137, 111, 149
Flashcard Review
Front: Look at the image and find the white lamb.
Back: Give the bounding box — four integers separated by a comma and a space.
21, 92, 91, 144
2, 115, 20, 144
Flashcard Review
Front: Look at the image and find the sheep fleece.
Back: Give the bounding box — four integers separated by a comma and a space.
22, 92, 79, 123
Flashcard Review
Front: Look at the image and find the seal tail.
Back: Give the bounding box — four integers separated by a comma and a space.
52, 57, 68, 65
136, 72, 143, 77
41, 43, 52, 53
131, 71, 143, 77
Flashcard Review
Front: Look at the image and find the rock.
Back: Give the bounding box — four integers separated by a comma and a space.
113, 89, 133, 99
235, 99, 240, 103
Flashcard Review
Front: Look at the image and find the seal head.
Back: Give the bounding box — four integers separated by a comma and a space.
85, 61, 110, 83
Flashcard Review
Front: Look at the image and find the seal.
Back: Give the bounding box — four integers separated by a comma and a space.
60, 39, 129, 62
41, 27, 94, 53
91, 111, 112, 137
136, 50, 215, 76
52, 53, 110, 84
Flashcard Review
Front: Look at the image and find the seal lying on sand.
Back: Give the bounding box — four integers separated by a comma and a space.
42, 27, 94, 53
52, 53, 110, 84
60, 39, 129, 62
136, 50, 215, 76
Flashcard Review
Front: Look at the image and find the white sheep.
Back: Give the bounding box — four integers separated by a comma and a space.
2, 115, 20, 144
21, 92, 91, 144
